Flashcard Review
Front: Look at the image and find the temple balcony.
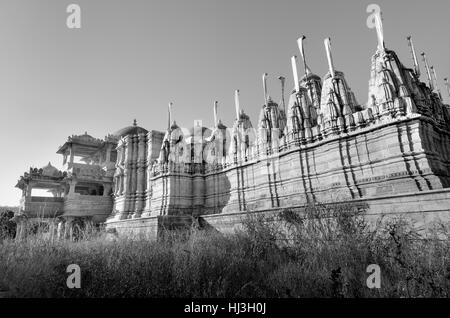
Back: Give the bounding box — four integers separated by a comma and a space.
19, 196, 65, 219
18, 194, 113, 223
65, 162, 105, 177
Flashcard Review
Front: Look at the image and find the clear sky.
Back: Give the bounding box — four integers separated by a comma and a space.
0, 0, 449, 206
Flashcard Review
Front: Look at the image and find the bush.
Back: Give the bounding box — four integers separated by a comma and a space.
0, 202, 449, 298
0, 208, 16, 241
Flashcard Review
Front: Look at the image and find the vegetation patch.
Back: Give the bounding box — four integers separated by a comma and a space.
1, 203, 450, 297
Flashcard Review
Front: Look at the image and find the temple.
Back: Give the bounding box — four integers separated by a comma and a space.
14, 11, 450, 239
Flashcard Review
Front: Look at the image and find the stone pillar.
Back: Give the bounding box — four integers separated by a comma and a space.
137, 133, 146, 163
64, 217, 74, 240
57, 220, 65, 240
133, 133, 147, 218
48, 220, 57, 241
127, 135, 137, 215
120, 135, 132, 219
116, 141, 124, 197
133, 163, 145, 218
13, 215, 28, 240
26, 184, 33, 198
69, 145, 74, 167
142, 132, 153, 217
118, 175, 123, 195
68, 180, 77, 195
106, 144, 112, 163
120, 172, 129, 219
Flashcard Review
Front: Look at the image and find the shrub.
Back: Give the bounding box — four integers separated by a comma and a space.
0, 209, 16, 241
0, 202, 449, 298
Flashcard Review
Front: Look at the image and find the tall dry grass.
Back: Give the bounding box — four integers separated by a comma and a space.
0, 203, 449, 298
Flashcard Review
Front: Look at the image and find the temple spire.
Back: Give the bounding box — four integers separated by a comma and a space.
291, 56, 300, 92
324, 38, 335, 78
431, 66, 443, 100
421, 52, 434, 90
234, 90, 240, 120
407, 36, 420, 77
297, 36, 311, 76
298, 35, 315, 104
168, 102, 173, 131
278, 76, 286, 114
374, 11, 385, 51
133, 119, 137, 126
445, 78, 450, 98
262, 73, 268, 106
213, 101, 218, 128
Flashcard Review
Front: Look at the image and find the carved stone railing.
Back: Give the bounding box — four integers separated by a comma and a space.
21, 196, 64, 218
30, 197, 65, 203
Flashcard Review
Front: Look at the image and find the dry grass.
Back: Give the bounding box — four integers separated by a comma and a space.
1, 203, 449, 298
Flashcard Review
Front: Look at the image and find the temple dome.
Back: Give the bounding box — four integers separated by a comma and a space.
300, 73, 321, 87
216, 120, 227, 130
41, 162, 60, 177
113, 120, 148, 137
170, 121, 179, 131
322, 70, 345, 81
300, 72, 321, 81
188, 125, 212, 138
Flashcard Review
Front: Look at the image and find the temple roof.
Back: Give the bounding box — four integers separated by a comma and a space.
300, 72, 321, 84
113, 120, 148, 137
15, 163, 66, 190
40, 162, 60, 177
57, 132, 105, 155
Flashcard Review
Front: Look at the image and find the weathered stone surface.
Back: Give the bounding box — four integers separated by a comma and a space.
13, 29, 450, 240
63, 194, 113, 223
104, 43, 450, 239
106, 215, 193, 240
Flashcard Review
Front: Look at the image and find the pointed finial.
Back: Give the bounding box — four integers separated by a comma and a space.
213, 101, 218, 128
297, 35, 311, 77
133, 119, 137, 126
262, 73, 269, 106
421, 52, 434, 90
278, 76, 286, 114
431, 66, 443, 100
168, 102, 173, 131
374, 11, 385, 51
444, 78, 450, 98
234, 90, 240, 120
367, 5, 385, 51
324, 38, 336, 78
407, 36, 420, 77
291, 56, 300, 93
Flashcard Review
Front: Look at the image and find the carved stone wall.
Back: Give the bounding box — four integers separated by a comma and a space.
105, 44, 450, 238
117, 115, 449, 221
63, 195, 113, 223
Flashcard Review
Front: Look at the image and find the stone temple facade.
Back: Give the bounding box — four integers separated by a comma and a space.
14, 15, 450, 239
